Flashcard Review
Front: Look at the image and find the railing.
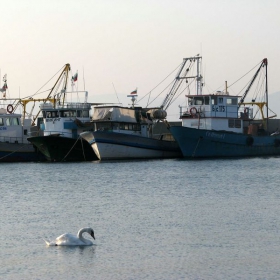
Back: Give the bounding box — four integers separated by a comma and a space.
66, 103, 91, 109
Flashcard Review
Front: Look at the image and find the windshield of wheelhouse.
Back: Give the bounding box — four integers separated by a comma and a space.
6, 117, 20, 126
188, 96, 210, 105
42, 110, 89, 118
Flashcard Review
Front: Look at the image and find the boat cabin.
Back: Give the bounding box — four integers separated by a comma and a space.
91, 105, 163, 138
39, 102, 91, 138
0, 108, 34, 144
180, 93, 249, 133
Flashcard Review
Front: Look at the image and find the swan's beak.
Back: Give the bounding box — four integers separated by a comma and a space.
91, 232, 95, 240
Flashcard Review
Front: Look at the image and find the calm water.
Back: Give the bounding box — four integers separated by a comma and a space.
1, 157, 280, 279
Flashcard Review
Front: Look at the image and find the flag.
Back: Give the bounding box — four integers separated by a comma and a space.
130, 89, 137, 94
72, 72, 78, 82
0, 82, 7, 92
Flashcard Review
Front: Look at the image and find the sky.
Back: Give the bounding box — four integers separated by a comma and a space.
1, 0, 280, 121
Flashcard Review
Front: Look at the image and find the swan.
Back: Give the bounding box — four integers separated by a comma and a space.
44, 227, 95, 246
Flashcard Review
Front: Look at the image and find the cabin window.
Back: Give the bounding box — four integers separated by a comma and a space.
235, 120, 241, 128
46, 111, 59, 118
228, 119, 234, 128
204, 97, 209, 105
188, 97, 194, 105
0, 118, 4, 126
211, 97, 217, 105
12, 118, 20, 126
96, 122, 111, 131
133, 124, 141, 131
6, 118, 20, 126
61, 110, 74, 117
118, 123, 141, 131
112, 123, 119, 130
228, 119, 241, 128
194, 97, 204, 105
227, 98, 238, 105
218, 97, 223, 104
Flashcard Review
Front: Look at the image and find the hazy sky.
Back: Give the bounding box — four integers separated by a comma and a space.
1, 0, 280, 120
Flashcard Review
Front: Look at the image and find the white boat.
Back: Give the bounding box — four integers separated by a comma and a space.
80, 94, 182, 160
0, 75, 45, 162
27, 64, 98, 162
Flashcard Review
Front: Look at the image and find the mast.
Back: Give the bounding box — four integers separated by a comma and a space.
265, 58, 268, 130
31, 63, 71, 125
161, 55, 202, 111
196, 56, 202, 95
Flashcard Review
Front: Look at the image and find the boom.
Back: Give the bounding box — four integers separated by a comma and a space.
238, 58, 267, 106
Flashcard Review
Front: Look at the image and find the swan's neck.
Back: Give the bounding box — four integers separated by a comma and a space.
77, 228, 90, 244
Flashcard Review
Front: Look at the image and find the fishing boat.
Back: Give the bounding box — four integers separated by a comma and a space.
80, 92, 182, 160
169, 57, 280, 158
0, 106, 46, 162
27, 64, 98, 162
0, 75, 46, 162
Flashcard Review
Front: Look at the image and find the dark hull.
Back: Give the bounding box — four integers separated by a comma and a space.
0, 142, 46, 162
27, 136, 98, 162
170, 126, 280, 158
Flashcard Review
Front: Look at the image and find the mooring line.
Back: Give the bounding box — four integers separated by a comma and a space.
80, 137, 86, 161
0, 144, 29, 161
192, 137, 202, 157
61, 136, 81, 162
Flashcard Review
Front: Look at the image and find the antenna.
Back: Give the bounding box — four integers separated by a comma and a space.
83, 67, 86, 91
112, 83, 121, 103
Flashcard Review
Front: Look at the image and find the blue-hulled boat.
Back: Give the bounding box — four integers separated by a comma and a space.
169, 57, 280, 158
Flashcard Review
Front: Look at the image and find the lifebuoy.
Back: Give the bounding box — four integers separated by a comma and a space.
7, 104, 13, 114
190, 107, 197, 116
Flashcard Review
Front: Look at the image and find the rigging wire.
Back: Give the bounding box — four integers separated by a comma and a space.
227, 60, 263, 93
26, 65, 66, 99
137, 61, 185, 105
112, 83, 121, 104
146, 79, 175, 107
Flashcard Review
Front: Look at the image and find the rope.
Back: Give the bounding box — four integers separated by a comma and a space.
80, 137, 86, 161
0, 143, 31, 161
192, 137, 202, 157
60, 136, 81, 162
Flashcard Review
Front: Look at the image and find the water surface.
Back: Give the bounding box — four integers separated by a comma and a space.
1, 157, 280, 279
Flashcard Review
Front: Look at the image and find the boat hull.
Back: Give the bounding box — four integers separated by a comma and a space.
170, 126, 280, 158
0, 142, 46, 162
27, 136, 98, 162
81, 131, 182, 160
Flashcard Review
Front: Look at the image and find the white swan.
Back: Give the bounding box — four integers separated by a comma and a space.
45, 227, 95, 246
